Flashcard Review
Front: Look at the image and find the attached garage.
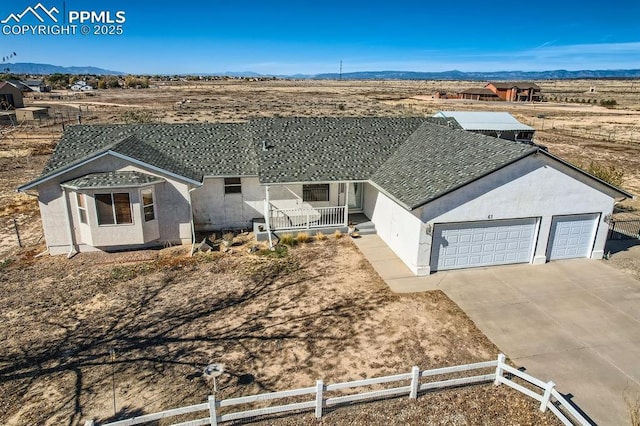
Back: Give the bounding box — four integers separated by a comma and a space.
547, 214, 599, 260
431, 218, 538, 271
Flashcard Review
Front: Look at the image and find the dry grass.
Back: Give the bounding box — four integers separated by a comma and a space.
627, 392, 640, 426
278, 233, 295, 246
295, 231, 310, 244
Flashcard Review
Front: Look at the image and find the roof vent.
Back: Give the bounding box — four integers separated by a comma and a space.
262, 140, 273, 151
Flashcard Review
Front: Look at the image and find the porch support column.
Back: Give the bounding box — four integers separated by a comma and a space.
265, 185, 274, 248
343, 183, 349, 227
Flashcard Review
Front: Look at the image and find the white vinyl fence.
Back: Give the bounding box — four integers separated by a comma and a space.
93, 354, 591, 426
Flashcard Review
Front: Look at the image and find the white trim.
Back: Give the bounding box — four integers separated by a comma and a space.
203, 174, 259, 179
141, 188, 156, 222
95, 192, 134, 226
108, 151, 202, 185
20, 151, 113, 191
261, 179, 368, 186
76, 192, 88, 225
19, 150, 201, 191
61, 181, 165, 190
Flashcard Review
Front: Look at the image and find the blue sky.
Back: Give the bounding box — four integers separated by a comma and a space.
1, 0, 639, 74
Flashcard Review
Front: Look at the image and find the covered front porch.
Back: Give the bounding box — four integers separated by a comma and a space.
252, 182, 374, 241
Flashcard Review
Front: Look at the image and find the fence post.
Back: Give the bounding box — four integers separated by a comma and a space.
494, 353, 506, 386
209, 394, 217, 426
14, 218, 22, 248
409, 366, 420, 399
540, 381, 555, 412
315, 380, 324, 418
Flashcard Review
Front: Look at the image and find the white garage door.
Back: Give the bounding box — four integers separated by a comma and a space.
431, 218, 537, 271
547, 214, 599, 260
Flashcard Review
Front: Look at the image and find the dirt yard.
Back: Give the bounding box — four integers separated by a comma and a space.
0, 235, 560, 425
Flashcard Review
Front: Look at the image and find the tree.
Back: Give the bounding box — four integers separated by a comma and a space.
123, 75, 149, 89
600, 99, 617, 108
97, 76, 120, 89
46, 73, 72, 89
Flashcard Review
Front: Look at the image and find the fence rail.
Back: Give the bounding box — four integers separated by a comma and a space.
269, 206, 345, 230
609, 218, 640, 240
95, 354, 591, 426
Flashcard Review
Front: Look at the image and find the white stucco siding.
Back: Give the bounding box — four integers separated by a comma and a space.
192, 180, 344, 231
36, 154, 193, 254
38, 180, 74, 255
192, 177, 265, 230
417, 154, 617, 273
364, 183, 425, 275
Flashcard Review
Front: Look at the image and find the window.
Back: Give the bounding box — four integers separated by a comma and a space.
142, 190, 155, 222
224, 177, 242, 194
303, 184, 329, 202
95, 193, 132, 225
76, 193, 87, 224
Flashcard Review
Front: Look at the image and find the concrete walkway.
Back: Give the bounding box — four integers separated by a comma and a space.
353, 234, 640, 425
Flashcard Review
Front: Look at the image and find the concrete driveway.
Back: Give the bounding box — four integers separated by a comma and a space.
354, 235, 640, 425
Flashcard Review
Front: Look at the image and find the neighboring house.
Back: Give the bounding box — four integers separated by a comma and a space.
0, 81, 24, 109
485, 82, 542, 102
6, 80, 32, 93
23, 79, 50, 93
459, 88, 500, 101
432, 111, 536, 143
19, 118, 631, 275
71, 81, 93, 91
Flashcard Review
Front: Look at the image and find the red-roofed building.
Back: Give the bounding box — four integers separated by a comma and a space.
485, 82, 542, 102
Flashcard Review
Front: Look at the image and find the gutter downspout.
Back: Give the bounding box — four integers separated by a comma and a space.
265, 185, 274, 249
62, 187, 78, 258
188, 186, 198, 256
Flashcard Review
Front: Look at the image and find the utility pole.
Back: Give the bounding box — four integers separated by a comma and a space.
339, 60, 342, 80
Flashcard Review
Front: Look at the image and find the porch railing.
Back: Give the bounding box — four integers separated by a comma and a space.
269, 206, 346, 230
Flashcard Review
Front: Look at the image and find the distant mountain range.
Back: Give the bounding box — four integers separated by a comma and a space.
3, 62, 640, 80
2, 62, 124, 75
311, 69, 640, 80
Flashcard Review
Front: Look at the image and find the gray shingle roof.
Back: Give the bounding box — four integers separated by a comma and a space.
39, 123, 256, 184
247, 117, 427, 183
61, 171, 164, 189
23, 118, 560, 210
371, 124, 537, 209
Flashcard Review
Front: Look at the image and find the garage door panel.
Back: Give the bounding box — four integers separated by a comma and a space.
431, 218, 537, 271
548, 214, 598, 261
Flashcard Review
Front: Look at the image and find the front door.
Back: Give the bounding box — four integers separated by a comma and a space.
338, 183, 363, 211
347, 183, 363, 211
